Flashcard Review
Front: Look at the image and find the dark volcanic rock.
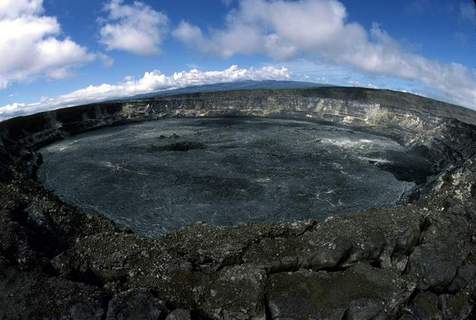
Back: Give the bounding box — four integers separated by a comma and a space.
1, 87, 476, 319
407, 213, 471, 292
0, 266, 106, 320
406, 292, 442, 319
166, 309, 192, 320
105, 289, 167, 320
268, 263, 414, 319
153, 141, 207, 152
195, 265, 267, 319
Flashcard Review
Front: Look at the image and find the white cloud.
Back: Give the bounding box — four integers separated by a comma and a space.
97, 53, 115, 67
0, 0, 94, 89
99, 0, 169, 55
0, 0, 43, 19
173, 0, 476, 108
0, 65, 290, 120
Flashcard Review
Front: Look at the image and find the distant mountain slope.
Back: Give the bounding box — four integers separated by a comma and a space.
119, 80, 325, 101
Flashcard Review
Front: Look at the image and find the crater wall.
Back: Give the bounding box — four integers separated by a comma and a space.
1, 88, 476, 168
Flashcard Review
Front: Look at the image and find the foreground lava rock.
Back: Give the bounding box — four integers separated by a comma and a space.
1, 87, 476, 319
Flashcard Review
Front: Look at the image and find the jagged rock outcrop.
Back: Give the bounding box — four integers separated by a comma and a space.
1, 87, 476, 319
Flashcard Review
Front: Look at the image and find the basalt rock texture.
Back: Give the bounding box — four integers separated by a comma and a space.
1, 87, 476, 319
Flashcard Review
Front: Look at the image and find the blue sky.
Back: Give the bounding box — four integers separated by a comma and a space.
0, 0, 475, 119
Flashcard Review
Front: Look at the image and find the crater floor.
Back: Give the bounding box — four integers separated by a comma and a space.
38, 117, 427, 237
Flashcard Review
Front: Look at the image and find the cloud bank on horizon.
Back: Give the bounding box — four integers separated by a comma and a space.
0, 0, 475, 120
0, 65, 290, 121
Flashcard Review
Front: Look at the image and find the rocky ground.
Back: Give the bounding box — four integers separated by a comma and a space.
1, 88, 476, 319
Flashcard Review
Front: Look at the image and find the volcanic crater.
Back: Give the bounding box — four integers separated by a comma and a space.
2, 87, 476, 319
38, 117, 428, 237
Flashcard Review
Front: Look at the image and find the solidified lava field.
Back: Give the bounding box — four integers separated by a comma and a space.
38, 117, 425, 236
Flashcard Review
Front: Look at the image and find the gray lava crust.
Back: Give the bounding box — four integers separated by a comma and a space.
1, 87, 476, 319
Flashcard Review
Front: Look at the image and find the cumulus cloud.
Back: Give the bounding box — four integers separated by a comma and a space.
0, 0, 94, 89
0, 65, 290, 120
173, 0, 476, 108
0, 0, 43, 19
99, 0, 169, 55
